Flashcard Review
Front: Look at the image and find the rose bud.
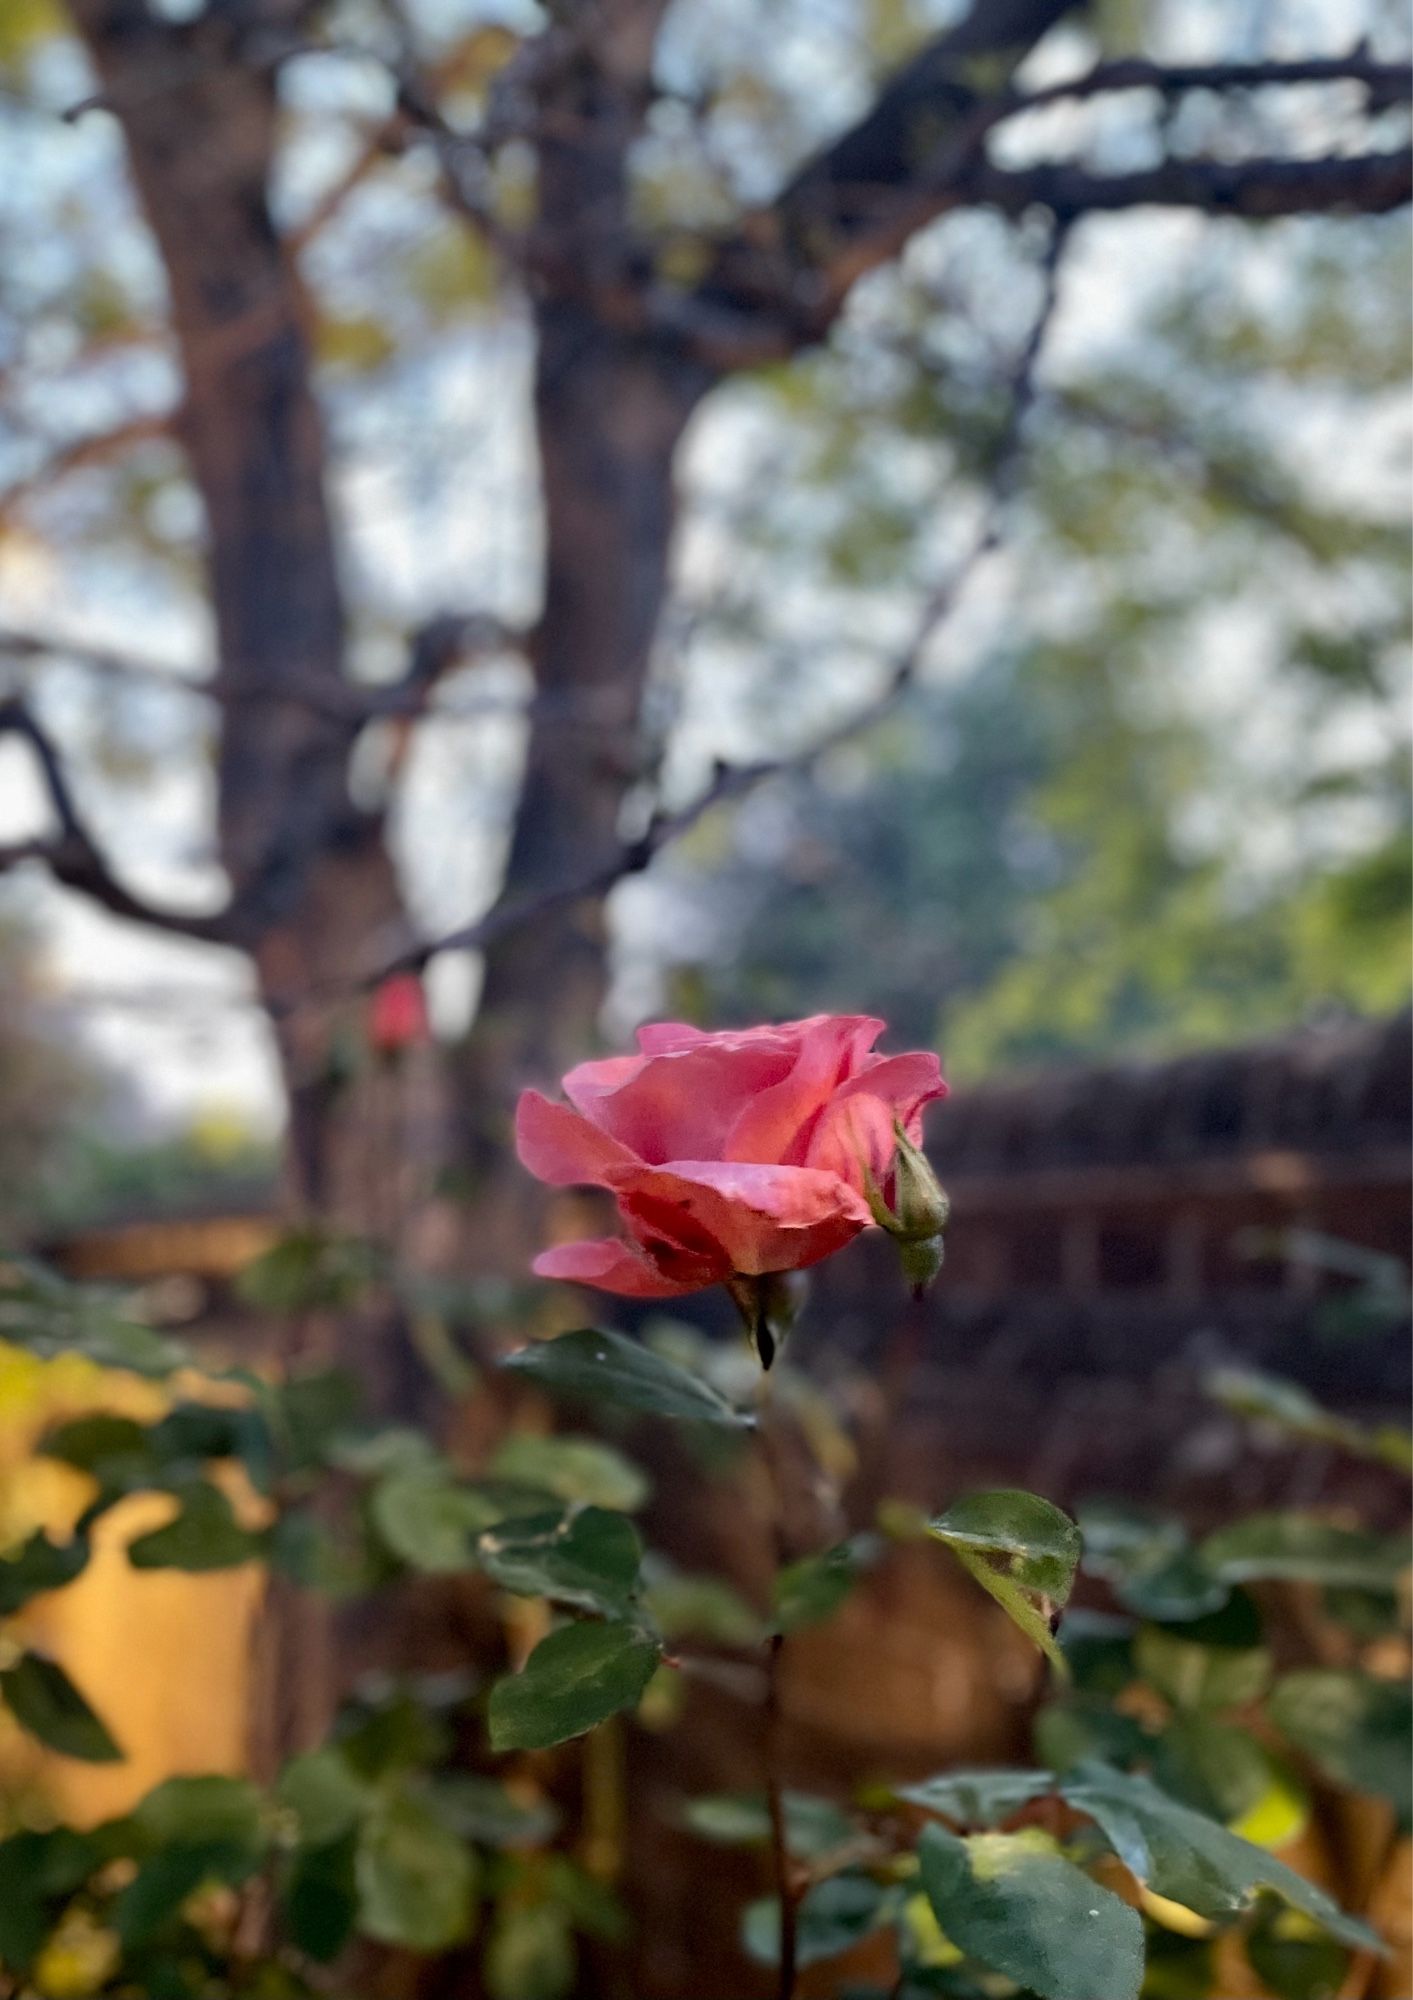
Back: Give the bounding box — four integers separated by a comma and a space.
369, 972, 430, 1056
864, 1122, 950, 1297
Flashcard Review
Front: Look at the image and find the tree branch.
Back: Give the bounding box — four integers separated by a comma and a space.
958, 146, 1413, 222
0, 698, 234, 943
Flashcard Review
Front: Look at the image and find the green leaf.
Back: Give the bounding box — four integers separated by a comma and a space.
1034, 1695, 1149, 1774
477, 1506, 642, 1616
485, 1898, 577, 2000
1244, 1898, 1352, 2000
125, 1483, 261, 1571
131, 1775, 265, 1853
1152, 1717, 1307, 1838
40, 1412, 157, 1490
280, 1831, 358, 1962
1268, 1670, 1413, 1823
774, 1535, 878, 1634
641, 1565, 764, 1646
502, 1328, 747, 1428
1134, 1593, 1272, 1711
488, 1620, 661, 1752
116, 1844, 245, 1946
0, 1528, 89, 1614
1059, 1762, 1382, 1949
237, 1229, 381, 1314
489, 1434, 650, 1512
0, 1265, 185, 1376
896, 1768, 1054, 1827
0, 1827, 103, 1970
426, 1774, 560, 1848
742, 1871, 892, 1969
918, 1823, 1143, 2000
682, 1790, 856, 1857
1200, 1514, 1408, 1591
369, 1464, 498, 1573
276, 1749, 370, 1847
928, 1491, 1080, 1669
1059, 1610, 1137, 1695
0, 1652, 121, 1762
354, 1793, 477, 1950
1077, 1500, 1228, 1621
1207, 1366, 1413, 1474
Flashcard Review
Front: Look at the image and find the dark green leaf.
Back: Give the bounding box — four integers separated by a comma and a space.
0, 1528, 89, 1614
682, 1791, 856, 1857
1077, 1500, 1228, 1621
1152, 1717, 1304, 1831
502, 1328, 747, 1429
742, 1872, 892, 1969
426, 1774, 560, 1848
477, 1506, 642, 1616
1058, 1610, 1136, 1695
774, 1535, 878, 1633
131, 1775, 265, 1853
929, 1491, 1080, 1668
237, 1230, 380, 1314
1059, 1762, 1381, 1949
1245, 1896, 1351, 2000
115, 1845, 240, 1946
1, 1651, 121, 1762
1200, 1514, 1408, 1591
1268, 1670, 1413, 1822
276, 1749, 369, 1847
488, 1620, 660, 1752
896, 1768, 1053, 1827
354, 1793, 477, 1950
280, 1832, 358, 1962
369, 1464, 497, 1573
641, 1565, 764, 1645
1134, 1593, 1272, 1711
1033, 1695, 1149, 1774
125, 1483, 261, 1571
0, 1266, 185, 1376
489, 1434, 650, 1511
0, 1827, 103, 1970
919, 1823, 1142, 2000
485, 1899, 576, 2000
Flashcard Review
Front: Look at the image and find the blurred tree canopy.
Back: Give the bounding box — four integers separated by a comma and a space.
648, 214, 1411, 1074
0, 0, 1407, 1219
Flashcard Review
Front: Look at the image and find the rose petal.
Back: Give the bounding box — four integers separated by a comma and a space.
610, 1159, 871, 1276
804, 1091, 898, 1191
725, 1015, 885, 1165
566, 1044, 794, 1163
516, 1091, 640, 1187
531, 1238, 697, 1298
838, 1051, 948, 1130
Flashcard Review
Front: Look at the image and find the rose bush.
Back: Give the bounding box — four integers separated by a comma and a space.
516, 1014, 946, 1297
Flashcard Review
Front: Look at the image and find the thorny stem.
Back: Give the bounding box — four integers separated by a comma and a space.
755, 1362, 803, 2000
763, 1629, 798, 2000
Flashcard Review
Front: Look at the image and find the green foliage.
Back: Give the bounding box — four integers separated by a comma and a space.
477, 1506, 643, 1617
1268, 1670, 1413, 1824
742, 1872, 895, 1969
488, 1619, 661, 1752
927, 1489, 1081, 1669
502, 1327, 749, 1427
773, 1534, 878, 1633
0, 1650, 121, 1762
354, 1792, 478, 1951
917, 1823, 1144, 2000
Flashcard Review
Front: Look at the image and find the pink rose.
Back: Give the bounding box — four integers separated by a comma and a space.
516, 1015, 946, 1297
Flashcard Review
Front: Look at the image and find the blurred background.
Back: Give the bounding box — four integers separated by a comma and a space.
0, 0, 1409, 1992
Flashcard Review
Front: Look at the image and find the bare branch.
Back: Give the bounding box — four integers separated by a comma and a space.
0, 698, 235, 944
0, 412, 172, 527
279, 224, 1071, 1017
957, 146, 1413, 222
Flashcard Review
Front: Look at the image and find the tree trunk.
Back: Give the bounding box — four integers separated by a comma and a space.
455, 305, 711, 1262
